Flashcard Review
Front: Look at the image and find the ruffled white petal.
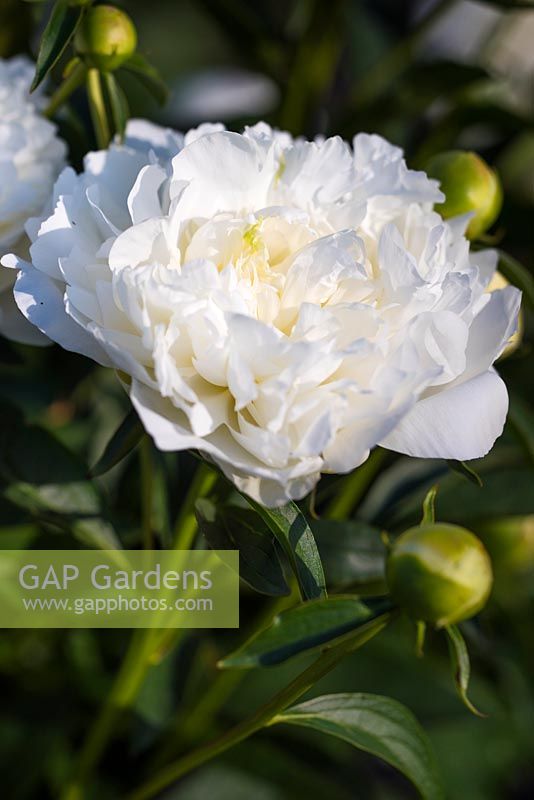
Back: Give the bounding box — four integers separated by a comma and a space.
2, 118, 520, 505
380, 369, 509, 460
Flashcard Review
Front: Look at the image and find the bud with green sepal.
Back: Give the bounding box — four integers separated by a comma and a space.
386, 523, 493, 628
74, 4, 137, 72
426, 150, 502, 240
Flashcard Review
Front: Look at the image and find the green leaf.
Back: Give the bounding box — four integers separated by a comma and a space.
421, 485, 438, 525
89, 409, 144, 478
445, 625, 486, 717
498, 250, 534, 310
446, 460, 483, 487
310, 519, 387, 594
31, 0, 84, 91
273, 694, 444, 800
120, 53, 169, 105
246, 498, 327, 601
219, 596, 386, 668
4, 481, 100, 516
104, 71, 129, 140
71, 517, 123, 551
196, 499, 290, 597
2, 425, 86, 485
508, 393, 534, 466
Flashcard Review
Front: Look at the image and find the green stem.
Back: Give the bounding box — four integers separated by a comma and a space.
62, 461, 217, 799
60, 629, 155, 800
44, 61, 87, 118
127, 612, 393, 800
140, 437, 154, 550
349, 0, 458, 111
87, 68, 111, 149
279, 0, 346, 132
172, 462, 218, 550
325, 448, 386, 520
154, 588, 299, 766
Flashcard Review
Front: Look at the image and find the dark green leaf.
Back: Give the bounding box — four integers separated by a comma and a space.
498, 250, 534, 310
89, 409, 144, 478
120, 53, 169, 105
4, 481, 100, 516
2, 425, 85, 484
421, 485, 438, 525
104, 71, 130, 140
446, 460, 483, 487
246, 498, 327, 601
219, 596, 382, 668
508, 393, 534, 466
31, 0, 83, 91
197, 499, 290, 597
274, 694, 444, 800
445, 625, 486, 717
310, 519, 387, 594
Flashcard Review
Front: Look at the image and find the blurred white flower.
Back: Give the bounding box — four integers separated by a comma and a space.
0, 56, 66, 344
2, 120, 520, 505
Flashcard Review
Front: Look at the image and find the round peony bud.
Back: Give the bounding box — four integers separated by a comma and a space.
426, 150, 502, 240
386, 523, 493, 627
74, 5, 137, 71
475, 516, 534, 577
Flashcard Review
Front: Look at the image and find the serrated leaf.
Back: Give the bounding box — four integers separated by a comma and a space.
310, 519, 387, 594
219, 596, 384, 668
445, 625, 486, 717
447, 460, 483, 487
120, 53, 169, 105
104, 71, 129, 140
246, 498, 326, 601
273, 694, 444, 800
90, 409, 144, 478
498, 250, 534, 310
421, 485, 438, 524
31, 0, 83, 91
196, 499, 290, 597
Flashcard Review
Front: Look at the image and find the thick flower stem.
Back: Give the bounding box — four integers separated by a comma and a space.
44, 61, 87, 119
153, 588, 299, 767
60, 629, 157, 800
172, 462, 218, 550
127, 613, 393, 800
62, 461, 217, 800
325, 448, 386, 520
87, 68, 111, 149
140, 437, 154, 550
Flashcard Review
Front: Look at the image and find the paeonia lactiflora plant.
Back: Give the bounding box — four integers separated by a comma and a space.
0, 3, 529, 800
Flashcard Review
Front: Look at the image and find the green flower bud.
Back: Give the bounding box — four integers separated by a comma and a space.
74, 5, 137, 72
475, 516, 534, 576
386, 524, 493, 628
426, 150, 502, 240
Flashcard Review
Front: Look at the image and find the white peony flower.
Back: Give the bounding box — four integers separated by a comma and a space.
0, 56, 66, 344
2, 120, 520, 505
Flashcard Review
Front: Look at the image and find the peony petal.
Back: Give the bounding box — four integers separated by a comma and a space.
380, 369, 508, 460
124, 118, 184, 159
13, 260, 112, 366
0, 284, 50, 346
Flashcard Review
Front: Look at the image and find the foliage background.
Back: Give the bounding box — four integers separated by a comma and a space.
0, 1, 533, 798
